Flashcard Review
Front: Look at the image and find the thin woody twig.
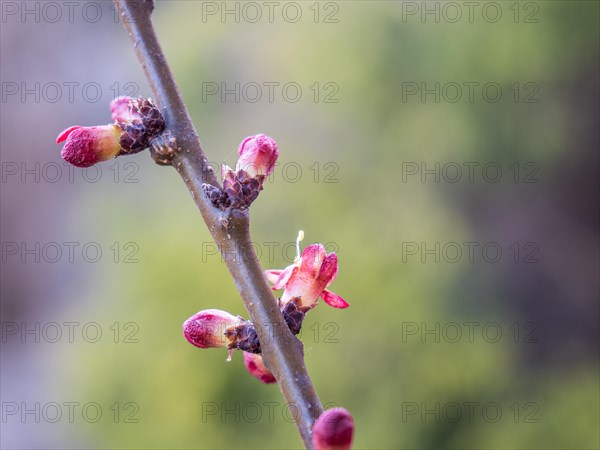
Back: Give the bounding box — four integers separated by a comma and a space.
112, 1, 323, 448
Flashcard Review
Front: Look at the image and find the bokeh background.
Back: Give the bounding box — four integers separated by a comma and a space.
1, 1, 598, 448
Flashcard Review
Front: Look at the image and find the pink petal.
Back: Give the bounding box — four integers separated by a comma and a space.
237, 136, 254, 157
243, 352, 276, 384
320, 289, 349, 309
265, 270, 282, 285
272, 265, 298, 290
318, 253, 339, 287
56, 125, 81, 143
300, 244, 327, 278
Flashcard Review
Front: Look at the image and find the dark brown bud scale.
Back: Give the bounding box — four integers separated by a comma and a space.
203, 183, 231, 209
281, 297, 311, 335
225, 319, 261, 354
204, 169, 266, 211
150, 131, 177, 166
221, 297, 311, 359
117, 98, 165, 155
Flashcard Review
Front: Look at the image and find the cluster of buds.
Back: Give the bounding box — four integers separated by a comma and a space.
58, 97, 354, 444
203, 134, 278, 210
183, 134, 354, 444
183, 231, 349, 383
56, 96, 165, 168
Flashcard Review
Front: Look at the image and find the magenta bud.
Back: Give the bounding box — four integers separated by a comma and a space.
110, 96, 138, 124
313, 408, 354, 450
183, 309, 239, 349
236, 134, 279, 177
57, 124, 123, 168
243, 352, 276, 384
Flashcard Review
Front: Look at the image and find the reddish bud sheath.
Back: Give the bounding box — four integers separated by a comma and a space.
183, 309, 239, 349
243, 352, 276, 384
57, 124, 123, 168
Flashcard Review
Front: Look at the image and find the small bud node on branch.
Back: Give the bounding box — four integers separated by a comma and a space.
150, 131, 178, 166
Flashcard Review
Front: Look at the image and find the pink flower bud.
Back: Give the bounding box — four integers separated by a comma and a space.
236, 134, 279, 177
243, 352, 276, 384
313, 408, 354, 450
183, 309, 239, 349
110, 96, 138, 124
57, 124, 123, 168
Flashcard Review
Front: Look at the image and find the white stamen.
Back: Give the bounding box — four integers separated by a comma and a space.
295, 230, 304, 262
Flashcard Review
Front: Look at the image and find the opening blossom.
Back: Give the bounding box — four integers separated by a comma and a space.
312, 408, 355, 450
266, 233, 349, 309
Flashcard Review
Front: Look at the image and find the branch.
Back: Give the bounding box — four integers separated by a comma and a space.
113, 1, 323, 447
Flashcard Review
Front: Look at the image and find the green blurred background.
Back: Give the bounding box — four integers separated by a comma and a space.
1, 1, 598, 448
